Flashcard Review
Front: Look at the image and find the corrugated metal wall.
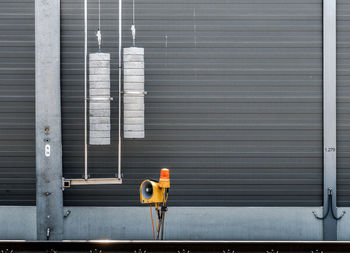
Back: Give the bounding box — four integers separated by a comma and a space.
0, 0, 35, 205
61, 0, 323, 206
2, 0, 350, 208
337, 0, 350, 207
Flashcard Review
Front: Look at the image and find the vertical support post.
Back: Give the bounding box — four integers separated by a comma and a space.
323, 0, 337, 241
35, 0, 63, 240
118, 0, 123, 179
84, 0, 88, 180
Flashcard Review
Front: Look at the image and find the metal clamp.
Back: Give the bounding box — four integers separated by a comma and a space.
46, 227, 51, 240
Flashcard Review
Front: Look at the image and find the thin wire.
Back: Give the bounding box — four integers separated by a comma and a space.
132, 0, 135, 27
96, 0, 102, 52
150, 204, 155, 240
98, 0, 101, 30
131, 0, 136, 47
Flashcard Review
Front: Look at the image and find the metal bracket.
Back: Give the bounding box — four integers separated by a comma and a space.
90, 249, 102, 253
134, 250, 146, 253
64, 209, 71, 218
177, 250, 190, 253
1, 249, 13, 253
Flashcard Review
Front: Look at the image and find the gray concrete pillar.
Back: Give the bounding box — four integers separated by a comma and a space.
35, 0, 63, 240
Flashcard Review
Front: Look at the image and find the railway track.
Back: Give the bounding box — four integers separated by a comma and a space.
0, 241, 350, 253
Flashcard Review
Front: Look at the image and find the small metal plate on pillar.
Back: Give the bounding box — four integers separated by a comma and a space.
89, 52, 111, 145
123, 47, 145, 139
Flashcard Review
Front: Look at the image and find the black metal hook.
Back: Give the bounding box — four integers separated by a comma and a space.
313, 187, 346, 220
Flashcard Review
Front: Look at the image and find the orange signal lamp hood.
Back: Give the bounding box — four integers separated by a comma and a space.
159, 168, 170, 188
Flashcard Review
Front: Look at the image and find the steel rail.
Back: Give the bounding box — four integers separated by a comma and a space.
1, 240, 350, 252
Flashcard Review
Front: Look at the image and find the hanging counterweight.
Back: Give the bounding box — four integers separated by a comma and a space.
123, 0, 145, 139
123, 47, 145, 139
88, 0, 111, 146
89, 52, 111, 145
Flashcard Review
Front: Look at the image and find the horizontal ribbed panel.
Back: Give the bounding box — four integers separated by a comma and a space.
61, 0, 323, 206
337, 0, 350, 207
0, 0, 35, 205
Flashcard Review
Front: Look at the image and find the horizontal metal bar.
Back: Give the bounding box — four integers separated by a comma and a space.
62, 178, 122, 189
88, 97, 113, 101
123, 91, 147, 95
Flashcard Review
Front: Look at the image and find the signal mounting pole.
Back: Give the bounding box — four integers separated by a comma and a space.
323, 0, 337, 240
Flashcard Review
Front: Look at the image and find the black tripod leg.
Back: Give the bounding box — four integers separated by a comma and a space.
156, 208, 161, 240
161, 210, 165, 240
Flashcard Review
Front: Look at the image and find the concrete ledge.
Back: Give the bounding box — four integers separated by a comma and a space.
337, 207, 350, 240
0, 206, 323, 240
0, 206, 36, 240
63, 207, 322, 241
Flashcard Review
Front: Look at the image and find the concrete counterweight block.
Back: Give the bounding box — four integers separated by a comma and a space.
123, 47, 145, 139
89, 52, 111, 145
